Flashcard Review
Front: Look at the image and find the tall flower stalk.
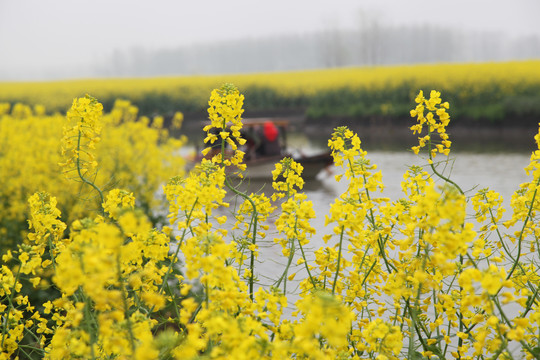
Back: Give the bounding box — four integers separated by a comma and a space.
59, 94, 105, 209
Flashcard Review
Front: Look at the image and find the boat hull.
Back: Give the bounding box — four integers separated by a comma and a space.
229, 152, 333, 181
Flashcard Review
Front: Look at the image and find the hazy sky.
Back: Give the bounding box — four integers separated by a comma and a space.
1, 0, 539, 80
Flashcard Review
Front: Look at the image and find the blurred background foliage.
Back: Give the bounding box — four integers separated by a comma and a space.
2, 61, 540, 126
0, 100, 186, 256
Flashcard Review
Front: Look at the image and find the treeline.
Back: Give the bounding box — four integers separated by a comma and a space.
99, 24, 540, 77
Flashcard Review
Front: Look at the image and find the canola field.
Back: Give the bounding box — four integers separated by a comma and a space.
1, 60, 540, 124
2, 83, 540, 359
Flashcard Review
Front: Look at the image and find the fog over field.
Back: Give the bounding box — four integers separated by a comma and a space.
98, 27, 540, 78
1, 0, 539, 80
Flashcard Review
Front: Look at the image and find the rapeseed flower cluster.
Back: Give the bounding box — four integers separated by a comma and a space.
272, 158, 316, 292
59, 95, 103, 181
410, 90, 452, 158
2, 86, 540, 360
203, 83, 247, 171
0, 97, 185, 255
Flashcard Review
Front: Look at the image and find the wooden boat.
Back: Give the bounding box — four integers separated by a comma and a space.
234, 151, 333, 181
195, 118, 333, 181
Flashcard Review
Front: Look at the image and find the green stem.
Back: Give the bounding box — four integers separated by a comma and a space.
483, 193, 511, 257
1, 265, 22, 349
158, 199, 198, 296
404, 298, 430, 356
218, 124, 259, 301
491, 295, 537, 358
332, 226, 345, 295
83, 294, 97, 360
297, 237, 317, 290
275, 234, 296, 292
225, 177, 258, 301
117, 254, 136, 356
507, 177, 540, 279
360, 259, 378, 288
75, 255, 98, 359
429, 160, 464, 195
75, 130, 104, 214
47, 232, 57, 271
426, 130, 464, 195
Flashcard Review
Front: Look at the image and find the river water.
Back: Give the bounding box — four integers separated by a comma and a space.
179, 125, 537, 277
173, 135, 537, 331
176, 126, 538, 342
222, 147, 535, 294
238, 148, 533, 224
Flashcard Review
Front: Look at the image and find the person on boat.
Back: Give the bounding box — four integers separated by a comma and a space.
255, 121, 281, 157
204, 126, 224, 159
241, 126, 262, 161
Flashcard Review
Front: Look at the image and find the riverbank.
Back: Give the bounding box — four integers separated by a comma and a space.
301, 115, 540, 153
180, 112, 539, 153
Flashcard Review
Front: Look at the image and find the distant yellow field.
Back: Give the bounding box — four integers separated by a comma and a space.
1, 60, 539, 115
